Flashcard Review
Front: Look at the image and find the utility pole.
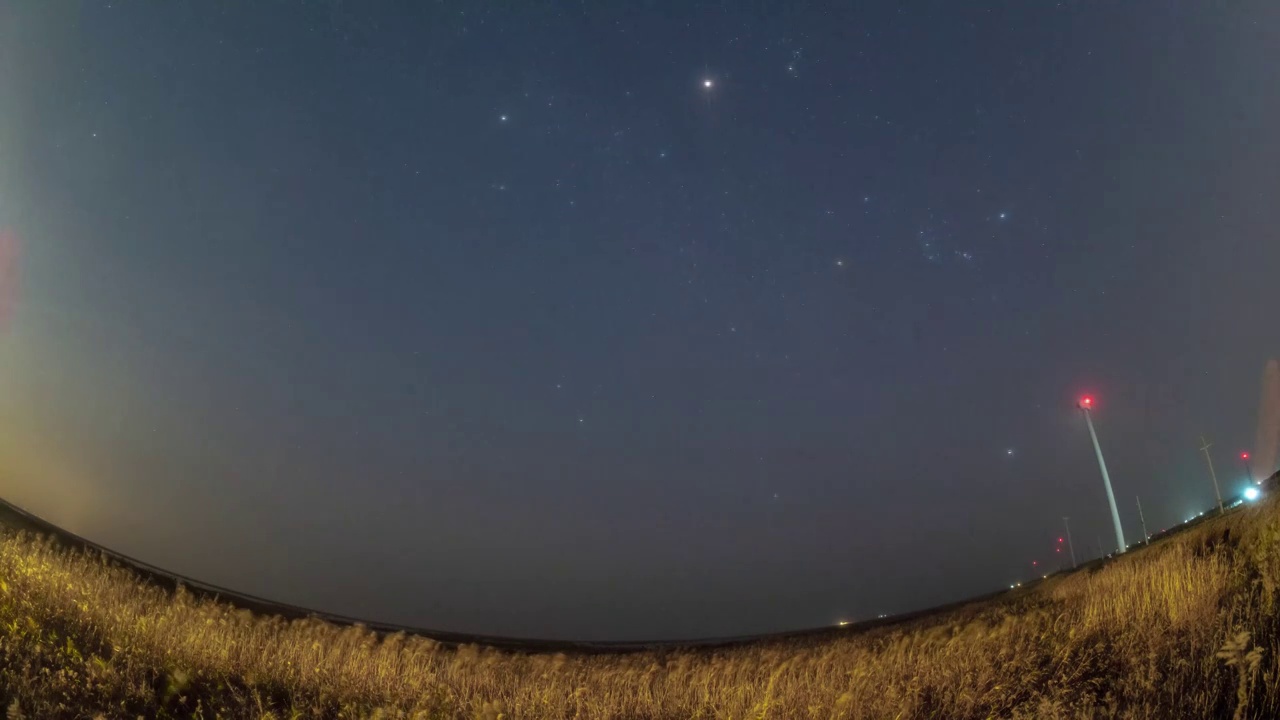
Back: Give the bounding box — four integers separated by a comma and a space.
1136, 496, 1149, 545
1199, 435, 1225, 516
1063, 516, 1077, 568
1079, 396, 1126, 553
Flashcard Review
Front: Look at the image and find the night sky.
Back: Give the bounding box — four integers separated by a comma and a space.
2, 1, 1279, 642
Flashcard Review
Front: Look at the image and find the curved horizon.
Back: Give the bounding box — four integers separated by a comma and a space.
2, 0, 1278, 641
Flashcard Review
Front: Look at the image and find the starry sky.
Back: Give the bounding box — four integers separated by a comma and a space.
1, 1, 1279, 642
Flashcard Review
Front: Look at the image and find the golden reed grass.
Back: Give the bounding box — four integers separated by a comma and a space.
2, 501, 1279, 719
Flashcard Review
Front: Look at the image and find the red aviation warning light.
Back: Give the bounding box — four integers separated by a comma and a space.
1078, 396, 1094, 410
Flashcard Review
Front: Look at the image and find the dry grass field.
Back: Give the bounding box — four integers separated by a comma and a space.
2, 498, 1279, 719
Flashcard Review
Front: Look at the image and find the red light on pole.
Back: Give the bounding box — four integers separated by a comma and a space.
1241, 451, 1255, 483
1079, 394, 1127, 554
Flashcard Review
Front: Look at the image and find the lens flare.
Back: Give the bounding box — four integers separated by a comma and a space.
0, 229, 18, 332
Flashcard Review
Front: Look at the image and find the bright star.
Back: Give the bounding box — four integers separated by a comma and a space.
702, 79, 713, 88
998, 212, 1007, 220
836, 259, 844, 267
499, 115, 508, 122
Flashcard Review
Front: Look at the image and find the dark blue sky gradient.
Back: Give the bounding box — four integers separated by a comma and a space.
1, 1, 1278, 640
